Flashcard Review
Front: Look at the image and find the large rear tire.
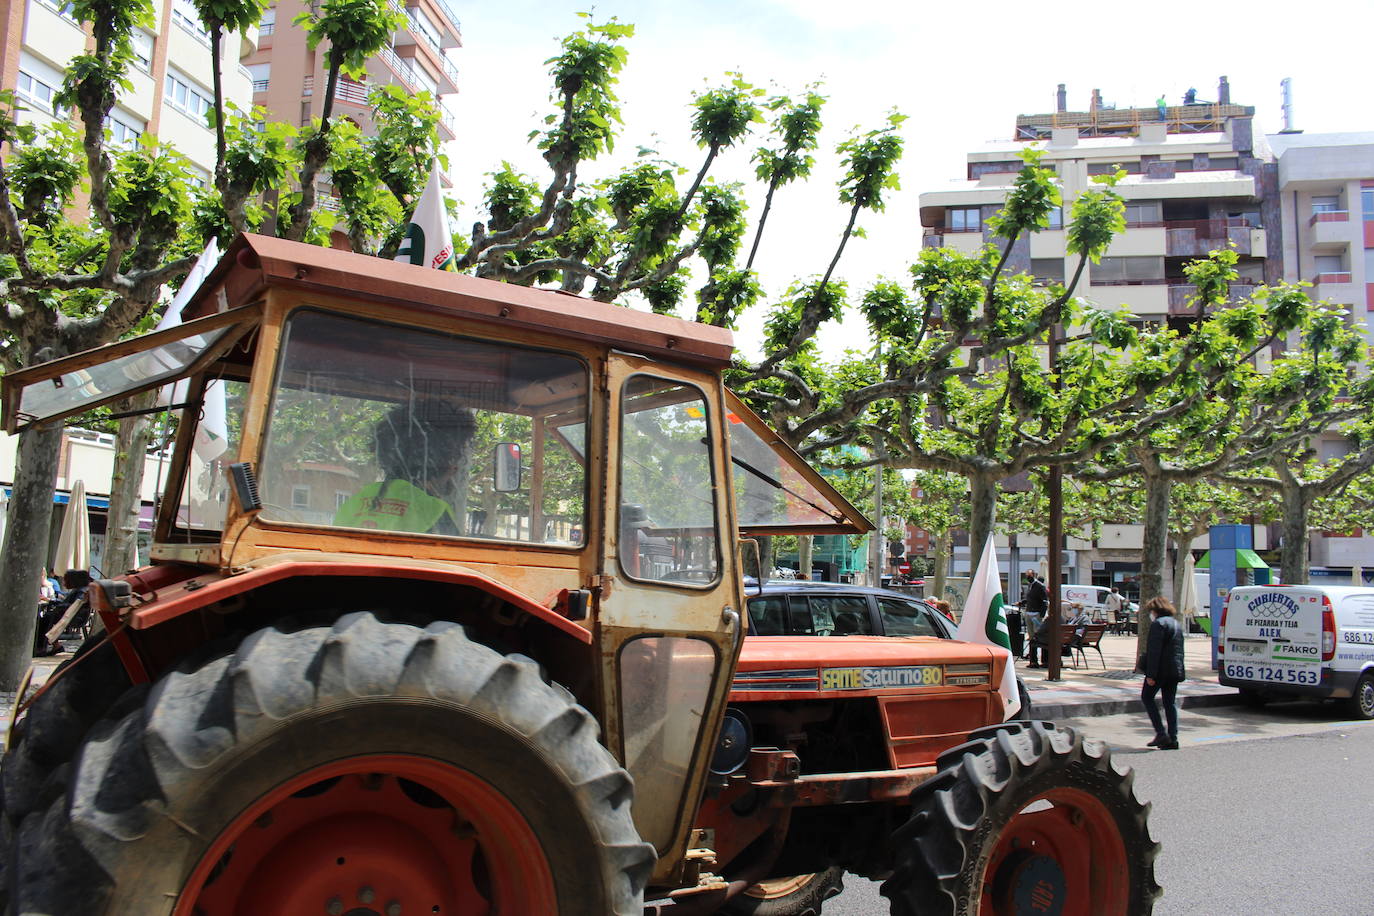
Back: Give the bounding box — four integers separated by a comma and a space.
1, 637, 135, 911
881, 721, 1160, 916
8, 613, 654, 916
722, 867, 845, 915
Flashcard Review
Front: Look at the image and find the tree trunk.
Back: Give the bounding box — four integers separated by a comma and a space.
1136, 469, 1172, 664
0, 423, 64, 691
966, 471, 997, 576
758, 535, 775, 581
1278, 465, 1309, 585
932, 530, 951, 602
104, 395, 157, 577
798, 535, 813, 581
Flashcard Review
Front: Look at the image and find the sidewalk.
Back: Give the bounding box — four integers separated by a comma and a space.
1017, 631, 1236, 720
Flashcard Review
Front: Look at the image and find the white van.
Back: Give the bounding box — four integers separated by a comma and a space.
1060, 584, 1127, 620
1218, 585, 1374, 719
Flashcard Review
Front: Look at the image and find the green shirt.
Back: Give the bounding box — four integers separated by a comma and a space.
333, 479, 460, 535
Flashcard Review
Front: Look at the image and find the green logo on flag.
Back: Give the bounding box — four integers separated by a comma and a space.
984, 592, 1011, 650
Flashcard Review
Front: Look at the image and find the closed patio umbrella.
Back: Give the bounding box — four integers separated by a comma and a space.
1179, 551, 1200, 630
53, 479, 91, 579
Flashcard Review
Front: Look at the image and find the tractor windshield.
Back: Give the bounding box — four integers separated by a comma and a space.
257, 309, 589, 546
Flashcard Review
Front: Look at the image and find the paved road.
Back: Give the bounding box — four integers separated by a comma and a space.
821, 700, 1374, 915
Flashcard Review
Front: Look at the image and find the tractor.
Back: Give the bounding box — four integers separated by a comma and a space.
0, 235, 1158, 915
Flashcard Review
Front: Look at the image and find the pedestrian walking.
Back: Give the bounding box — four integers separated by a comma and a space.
1022, 570, 1049, 667
1140, 596, 1186, 749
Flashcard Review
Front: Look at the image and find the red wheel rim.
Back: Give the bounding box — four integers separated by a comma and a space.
174, 754, 557, 916
981, 786, 1129, 916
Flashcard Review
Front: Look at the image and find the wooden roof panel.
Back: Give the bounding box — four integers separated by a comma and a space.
188, 234, 735, 368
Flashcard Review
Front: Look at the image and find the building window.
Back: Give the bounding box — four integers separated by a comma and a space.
259, 7, 275, 35
247, 63, 270, 93
291, 486, 311, 510
1362, 188, 1374, 222
131, 30, 154, 72
165, 69, 213, 121
172, 0, 211, 43
17, 70, 60, 114
186, 167, 209, 190
1093, 256, 1163, 284
335, 490, 349, 510
948, 207, 981, 232
1314, 254, 1345, 274
1045, 206, 1063, 230
1311, 195, 1342, 215
106, 112, 144, 148
38, 0, 79, 23
1030, 258, 1064, 283
1123, 201, 1160, 227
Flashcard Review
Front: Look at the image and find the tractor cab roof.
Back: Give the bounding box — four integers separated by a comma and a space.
192, 234, 736, 369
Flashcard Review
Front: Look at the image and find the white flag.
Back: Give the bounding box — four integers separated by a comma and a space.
956, 535, 1021, 719
157, 238, 228, 462
395, 160, 456, 271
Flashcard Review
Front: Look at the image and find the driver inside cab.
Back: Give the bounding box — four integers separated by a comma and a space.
334, 402, 475, 535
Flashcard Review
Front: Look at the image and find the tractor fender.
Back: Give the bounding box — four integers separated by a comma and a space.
123, 553, 592, 645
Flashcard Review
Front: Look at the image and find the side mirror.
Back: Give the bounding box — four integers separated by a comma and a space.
494, 443, 522, 492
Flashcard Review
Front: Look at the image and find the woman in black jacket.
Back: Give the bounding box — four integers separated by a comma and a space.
1141, 596, 1186, 749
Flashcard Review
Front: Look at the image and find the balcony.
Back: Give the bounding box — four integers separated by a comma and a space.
1313, 271, 1353, 287
1164, 218, 1257, 257
1310, 212, 1354, 248
252, 79, 269, 93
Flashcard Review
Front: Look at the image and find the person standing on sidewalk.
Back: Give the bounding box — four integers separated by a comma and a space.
1141, 596, 1186, 749
1023, 570, 1049, 667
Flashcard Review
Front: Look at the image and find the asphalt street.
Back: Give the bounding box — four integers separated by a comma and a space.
821, 700, 1374, 915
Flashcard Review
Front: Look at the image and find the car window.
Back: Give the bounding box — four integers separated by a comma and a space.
799, 595, 873, 636
746, 596, 788, 636
878, 598, 945, 638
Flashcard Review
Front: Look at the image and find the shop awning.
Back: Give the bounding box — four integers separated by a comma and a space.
1195, 548, 1269, 570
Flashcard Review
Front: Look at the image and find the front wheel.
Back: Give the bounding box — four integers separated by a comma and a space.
10, 613, 655, 916
882, 721, 1161, 916
722, 867, 845, 915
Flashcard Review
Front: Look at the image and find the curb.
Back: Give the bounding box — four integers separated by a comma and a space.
1033, 690, 1242, 721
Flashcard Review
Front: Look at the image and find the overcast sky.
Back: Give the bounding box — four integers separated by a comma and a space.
443, 0, 1372, 358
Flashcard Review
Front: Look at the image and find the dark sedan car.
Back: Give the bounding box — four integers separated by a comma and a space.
744, 579, 1032, 717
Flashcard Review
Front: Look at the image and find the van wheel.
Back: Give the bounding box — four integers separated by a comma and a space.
882, 721, 1160, 916
1348, 671, 1374, 720
9, 614, 655, 916
1238, 688, 1268, 709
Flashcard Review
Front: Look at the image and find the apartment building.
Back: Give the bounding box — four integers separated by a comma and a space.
1268, 131, 1374, 583
915, 80, 1281, 592
0, 0, 257, 183
921, 79, 1278, 332
245, 0, 460, 155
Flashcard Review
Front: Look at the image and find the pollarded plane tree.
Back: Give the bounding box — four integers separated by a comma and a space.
0, 0, 453, 689
1076, 276, 1372, 654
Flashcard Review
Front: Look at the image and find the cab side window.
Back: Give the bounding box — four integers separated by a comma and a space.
801, 595, 873, 636
878, 598, 944, 638
746, 596, 788, 636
